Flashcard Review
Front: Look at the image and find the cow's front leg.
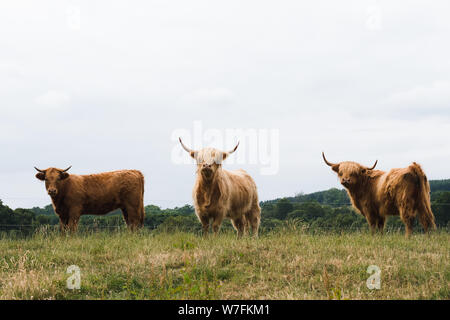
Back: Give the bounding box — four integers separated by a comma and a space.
366, 214, 378, 235
231, 217, 245, 238
58, 214, 70, 233
198, 214, 210, 237
376, 217, 386, 234
211, 213, 224, 236
68, 216, 80, 233
66, 207, 81, 234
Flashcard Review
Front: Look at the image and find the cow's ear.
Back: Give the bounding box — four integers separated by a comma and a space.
60, 172, 70, 180
221, 152, 229, 161
35, 172, 45, 181
190, 151, 197, 159
331, 164, 340, 173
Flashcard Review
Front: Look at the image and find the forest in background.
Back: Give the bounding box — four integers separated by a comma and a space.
1, 179, 449, 235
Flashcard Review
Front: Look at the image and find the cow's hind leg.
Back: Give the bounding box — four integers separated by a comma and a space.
129, 204, 145, 229
139, 203, 145, 227
245, 208, 260, 237
121, 207, 129, 225
123, 205, 142, 231
417, 201, 436, 234
403, 216, 415, 238
399, 204, 416, 238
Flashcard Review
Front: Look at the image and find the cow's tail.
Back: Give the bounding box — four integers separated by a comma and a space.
410, 162, 436, 231
139, 171, 145, 227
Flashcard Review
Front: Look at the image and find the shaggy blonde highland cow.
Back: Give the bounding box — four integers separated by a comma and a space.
322, 152, 436, 237
180, 138, 261, 237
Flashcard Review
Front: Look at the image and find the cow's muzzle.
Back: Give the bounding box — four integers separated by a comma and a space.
201, 167, 213, 179
48, 189, 57, 196
341, 180, 351, 188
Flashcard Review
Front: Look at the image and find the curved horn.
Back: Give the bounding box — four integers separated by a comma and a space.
227, 141, 239, 154
367, 160, 378, 170
220, 141, 240, 162
322, 152, 336, 167
34, 167, 45, 173
62, 166, 72, 172
179, 137, 194, 153
179, 137, 197, 159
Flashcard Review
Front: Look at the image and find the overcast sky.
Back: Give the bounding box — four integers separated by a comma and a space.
1, 0, 450, 209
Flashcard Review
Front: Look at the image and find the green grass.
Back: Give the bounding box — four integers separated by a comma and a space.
0, 228, 448, 300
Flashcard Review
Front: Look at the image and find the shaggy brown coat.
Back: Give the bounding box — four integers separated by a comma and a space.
35, 167, 145, 231
180, 139, 261, 237
323, 153, 436, 237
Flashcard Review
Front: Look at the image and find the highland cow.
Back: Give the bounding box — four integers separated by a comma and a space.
34, 166, 145, 232
322, 153, 436, 237
179, 138, 261, 237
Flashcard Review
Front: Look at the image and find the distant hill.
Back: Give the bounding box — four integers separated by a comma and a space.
429, 179, 450, 192
27, 179, 450, 214
29, 205, 122, 217
30, 205, 54, 216
262, 188, 350, 207
262, 179, 450, 207
1, 178, 449, 231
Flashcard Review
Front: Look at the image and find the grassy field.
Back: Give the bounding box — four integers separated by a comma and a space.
0, 227, 448, 300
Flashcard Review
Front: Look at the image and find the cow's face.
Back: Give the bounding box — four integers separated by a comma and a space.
333, 162, 368, 188
35, 166, 71, 197
322, 152, 377, 189
195, 148, 225, 180
179, 138, 239, 181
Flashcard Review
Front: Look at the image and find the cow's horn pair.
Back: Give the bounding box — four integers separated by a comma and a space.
179, 138, 239, 158
322, 152, 377, 170
34, 166, 72, 172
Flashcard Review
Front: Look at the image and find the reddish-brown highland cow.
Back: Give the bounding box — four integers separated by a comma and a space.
322, 153, 436, 237
179, 138, 261, 237
34, 166, 145, 232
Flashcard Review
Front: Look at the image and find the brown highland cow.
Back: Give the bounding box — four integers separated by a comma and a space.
34, 166, 145, 232
322, 153, 436, 237
179, 138, 261, 237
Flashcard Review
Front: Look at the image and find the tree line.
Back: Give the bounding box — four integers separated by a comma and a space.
1, 179, 449, 236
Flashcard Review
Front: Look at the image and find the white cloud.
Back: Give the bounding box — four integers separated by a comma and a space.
384, 81, 450, 115
180, 87, 236, 108
1, 1, 450, 209
0, 62, 24, 78
34, 90, 71, 109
